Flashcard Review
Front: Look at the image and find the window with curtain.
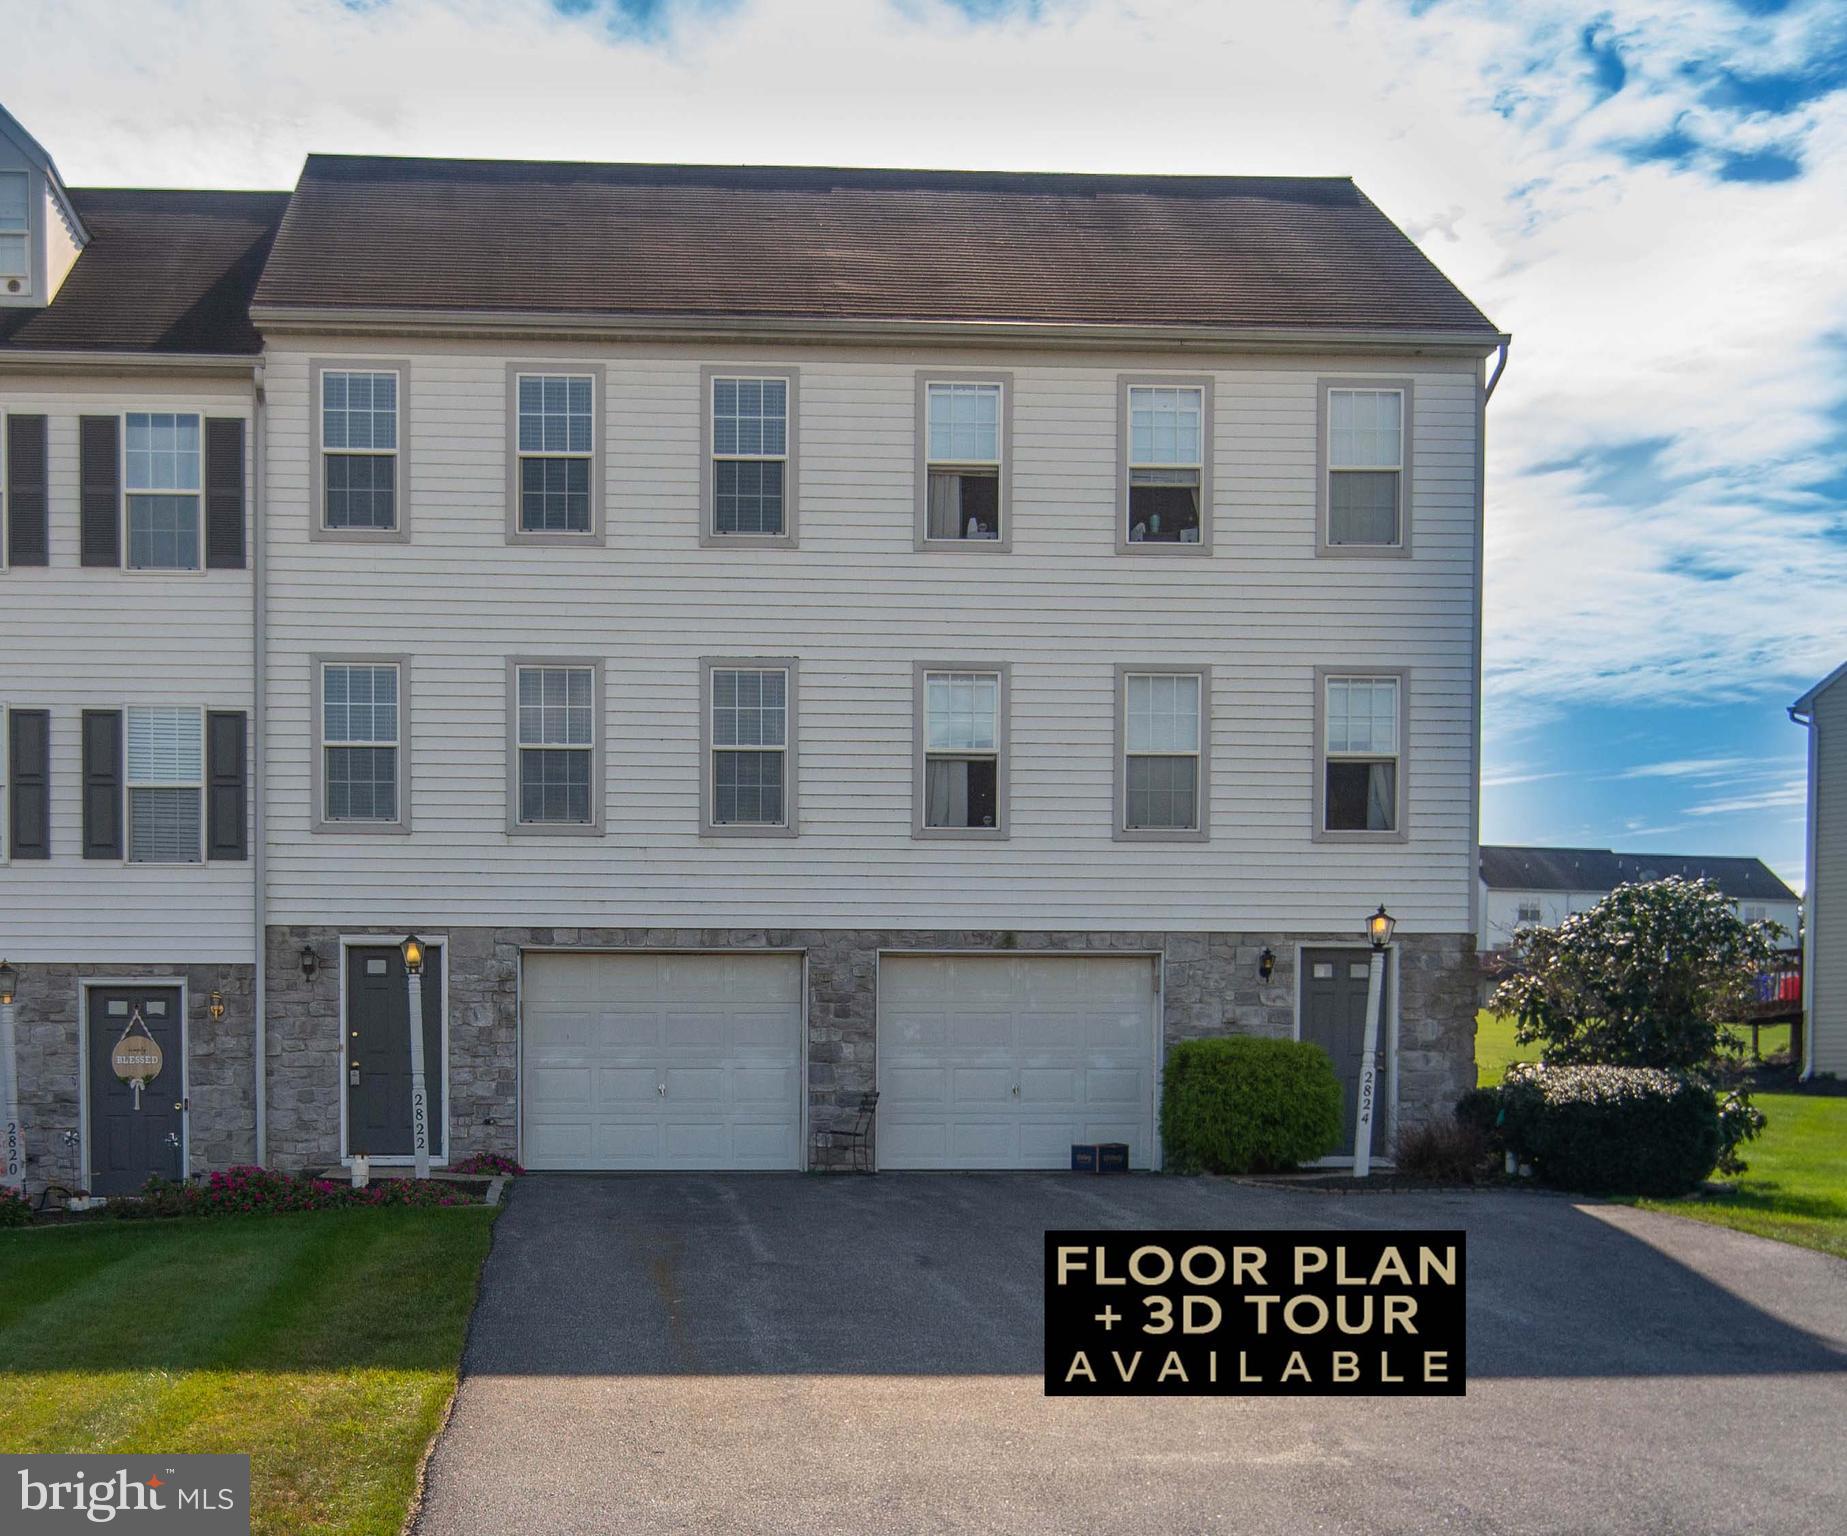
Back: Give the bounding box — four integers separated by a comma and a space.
517, 665, 595, 824
1126, 386, 1203, 544
0, 170, 28, 283
924, 382, 1002, 542
322, 662, 400, 823
1327, 388, 1404, 546
322, 370, 399, 530
1323, 674, 1400, 832
711, 667, 787, 825
711, 377, 788, 536
1123, 672, 1202, 830
1516, 902, 1542, 925
516, 374, 594, 533
923, 671, 1001, 830
125, 412, 201, 570
126, 707, 203, 863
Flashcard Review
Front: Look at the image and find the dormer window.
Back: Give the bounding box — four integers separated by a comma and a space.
0, 171, 28, 293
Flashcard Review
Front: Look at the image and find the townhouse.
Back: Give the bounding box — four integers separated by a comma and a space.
2, 107, 1507, 1190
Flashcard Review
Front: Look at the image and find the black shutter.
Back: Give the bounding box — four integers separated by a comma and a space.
8, 709, 50, 859
206, 710, 248, 861
205, 418, 246, 569
6, 414, 48, 566
79, 416, 120, 567
81, 708, 123, 859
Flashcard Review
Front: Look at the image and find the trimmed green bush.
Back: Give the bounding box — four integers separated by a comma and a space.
1161, 1037, 1344, 1174
1496, 1063, 1724, 1196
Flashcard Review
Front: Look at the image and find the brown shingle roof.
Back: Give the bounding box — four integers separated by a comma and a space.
0, 188, 288, 356
254, 156, 1500, 336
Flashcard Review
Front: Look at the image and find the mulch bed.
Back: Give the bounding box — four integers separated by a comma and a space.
1226, 1170, 1542, 1195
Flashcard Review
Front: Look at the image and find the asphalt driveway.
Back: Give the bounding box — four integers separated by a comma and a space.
417, 1175, 1847, 1534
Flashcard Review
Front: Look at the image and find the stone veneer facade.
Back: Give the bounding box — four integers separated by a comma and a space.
263, 925, 1477, 1171
8, 962, 256, 1195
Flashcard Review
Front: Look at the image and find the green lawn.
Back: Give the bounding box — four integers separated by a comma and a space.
0, 1207, 496, 1535
1474, 1011, 1847, 1260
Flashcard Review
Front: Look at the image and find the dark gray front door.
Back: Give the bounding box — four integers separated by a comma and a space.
87, 985, 185, 1197
346, 945, 444, 1160
1300, 948, 1388, 1157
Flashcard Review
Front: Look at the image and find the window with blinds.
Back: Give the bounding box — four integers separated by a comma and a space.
1323, 674, 1401, 832
125, 706, 203, 863
1123, 672, 1202, 831
1327, 388, 1405, 547
516, 664, 596, 824
125, 413, 202, 571
322, 662, 401, 823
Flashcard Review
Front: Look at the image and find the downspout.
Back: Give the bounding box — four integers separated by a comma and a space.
1787, 700, 1817, 1080
1470, 339, 1510, 954
253, 361, 269, 1162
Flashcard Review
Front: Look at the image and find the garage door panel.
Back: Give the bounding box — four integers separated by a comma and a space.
1084, 1067, 1145, 1105
731, 1009, 799, 1048
885, 1010, 946, 1048
596, 1122, 665, 1163
883, 1066, 947, 1107
951, 1121, 1019, 1165
664, 1009, 728, 1046
880, 1119, 947, 1165
596, 1067, 660, 1104
593, 1008, 662, 1048
949, 1011, 1012, 1048
666, 1066, 725, 1103
731, 1122, 797, 1164
1088, 1011, 1147, 1048
527, 1065, 592, 1108
732, 1066, 795, 1103
1020, 1067, 1078, 1105
952, 1066, 1016, 1106
525, 1121, 593, 1163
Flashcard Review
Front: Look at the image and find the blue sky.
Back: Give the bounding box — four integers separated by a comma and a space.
2, 0, 1842, 887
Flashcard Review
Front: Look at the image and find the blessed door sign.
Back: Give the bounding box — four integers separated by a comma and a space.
110, 1013, 165, 1110
1044, 1230, 1466, 1396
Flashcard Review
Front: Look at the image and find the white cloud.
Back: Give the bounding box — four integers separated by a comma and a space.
2, 0, 1843, 729
1685, 775, 1810, 817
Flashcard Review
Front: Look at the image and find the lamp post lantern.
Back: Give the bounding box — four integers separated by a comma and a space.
1352, 907, 1394, 1179
400, 936, 431, 1180
0, 960, 25, 1192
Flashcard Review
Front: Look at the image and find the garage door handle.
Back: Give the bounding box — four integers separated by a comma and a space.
657, 1083, 666, 1096
1011, 1084, 1020, 1097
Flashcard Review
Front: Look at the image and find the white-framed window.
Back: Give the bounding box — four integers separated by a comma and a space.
1121, 671, 1204, 832
322, 370, 399, 530
125, 706, 203, 864
921, 669, 1004, 832
515, 373, 594, 534
710, 376, 788, 537
515, 664, 596, 826
1326, 387, 1405, 547
321, 662, 401, 823
709, 665, 789, 828
0, 170, 28, 286
1741, 903, 1768, 923
1126, 384, 1205, 545
1516, 901, 1543, 925
923, 381, 1003, 543
1323, 674, 1401, 832
125, 412, 202, 570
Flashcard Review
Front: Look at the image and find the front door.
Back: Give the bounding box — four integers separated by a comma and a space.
1301, 949, 1389, 1158
87, 985, 185, 1197
346, 944, 445, 1161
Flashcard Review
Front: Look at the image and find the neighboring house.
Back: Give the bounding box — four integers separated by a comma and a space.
1479, 845, 1802, 952
1, 102, 1508, 1190
1792, 662, 1846, 1078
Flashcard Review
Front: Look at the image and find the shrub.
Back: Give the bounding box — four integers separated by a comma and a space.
0, 1186, 31, 1228
1495, 1063, 1727, 1196
1161, 1037, 1344, 1174
112, 1166, 477, 1220
1393, 1119, 1489, 1183
450, 1152, 524, 1176
1454, 1087, 1506, 1149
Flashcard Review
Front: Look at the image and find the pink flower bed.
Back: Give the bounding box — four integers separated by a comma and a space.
123, 1166, 477, 1219
449, 1153, 524, 1176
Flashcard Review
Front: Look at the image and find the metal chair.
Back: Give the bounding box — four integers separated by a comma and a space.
816, 1091, 879, 1172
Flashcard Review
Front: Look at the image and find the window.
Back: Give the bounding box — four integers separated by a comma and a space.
320, 661, 403, 826
1321, 673, 1403, 834
1122, 379, 1210, 550
1516, 901, 1543, 925
513, 662, 599, 829
124, 412, 201, 570
0, 170, 27, 286
1117, 668, 1208, 838
125, 707, 203, 863
316, 364, 404, 534
916, 666, 1007, 836
512, 371, 597, 537
919, 379, 1007, 547
1741, 903, 1768, 923
1321, 381, 1411, 552
703, 660, 796, 834
703, 370, 796, 545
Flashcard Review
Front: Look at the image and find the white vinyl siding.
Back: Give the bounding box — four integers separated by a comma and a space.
125, 706, 203, 864
124, 412, 201, 571
0, 371, 254, 963
259, 344, 1479, 934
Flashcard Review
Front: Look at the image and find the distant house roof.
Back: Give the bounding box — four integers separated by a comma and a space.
1479, 846, 1799, 904
0, 189, 288, 356
1791, 659, 1847, 716
254, 156, 1503, 337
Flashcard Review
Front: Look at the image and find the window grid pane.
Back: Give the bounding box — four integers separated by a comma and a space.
1329, 389, 1403, 469
926, 672, 999, 751
125, 414, 202, 492
712, 669, 787, 747
126, 708, 203, 784
1326, 677, 1399, 756
325, 745, 398, 822
519, 457, 590, 532
712, 376, 788, 459
714, 749, 785, 826
713, 459, 784, 535
0, 170, 27, 232
322, 371, 398, 452
1128, 386, 1203, 466
127, 494, 201, 570
326, 454, 397, 530
927, 383, 1001, 464
517, 374, 594, 455
1125, 674, 1201, 753
518, 667, 594, 746
1329, 469, 1400, 545
323, 664, 399, 746
129, 787, 202, 864
1125, 755, 1198, 831
519, 747, 592, 824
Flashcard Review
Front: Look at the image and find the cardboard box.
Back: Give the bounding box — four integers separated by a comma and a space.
1071, 1142, 1131, 1173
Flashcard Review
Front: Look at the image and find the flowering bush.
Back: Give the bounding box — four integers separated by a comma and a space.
115, 1166, 477, 1220
0, 1185, 31, 1228
449, 1152, 524, 1176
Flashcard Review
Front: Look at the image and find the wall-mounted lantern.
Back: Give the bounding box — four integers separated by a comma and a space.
207, 990, 226, 1022
299, 945, 320, 984
1257, 947, 1276, 982
0, 959, 17, 1007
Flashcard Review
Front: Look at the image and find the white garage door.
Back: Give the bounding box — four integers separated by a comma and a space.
877, 954, 1158, 1170
522, 953, 803, 1170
